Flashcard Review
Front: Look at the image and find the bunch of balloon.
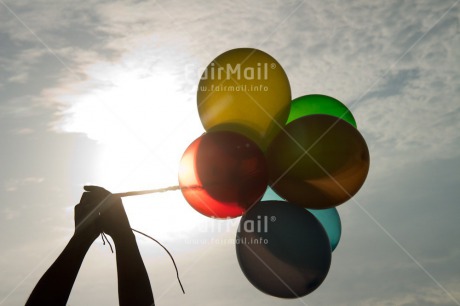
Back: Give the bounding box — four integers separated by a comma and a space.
178, 48, 292, 218
178, 48, 371, 299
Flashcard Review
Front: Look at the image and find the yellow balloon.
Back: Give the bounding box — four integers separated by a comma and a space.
197, 48, 291, 150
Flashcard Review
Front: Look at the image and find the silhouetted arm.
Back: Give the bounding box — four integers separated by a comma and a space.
26, 193, 100, 306
85, 186, 154, 306
112, 231, 155, 306
25, 235, 93, 305
26, 186, 154, 306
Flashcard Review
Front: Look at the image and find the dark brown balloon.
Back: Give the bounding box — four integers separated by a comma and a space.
266, 115, 370, 209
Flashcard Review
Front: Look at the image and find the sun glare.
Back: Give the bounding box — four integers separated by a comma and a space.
56, 44, 213, 241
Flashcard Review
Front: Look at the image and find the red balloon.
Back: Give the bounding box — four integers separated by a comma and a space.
179, 131, 268, 218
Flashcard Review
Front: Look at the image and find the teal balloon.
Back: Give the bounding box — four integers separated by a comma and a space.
261, 187, 342, 251
307, 208, 341, 251
286, 94, 357, 128
261, 186, 284, 201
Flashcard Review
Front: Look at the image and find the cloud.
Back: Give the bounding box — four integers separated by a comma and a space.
4, 48, 48, 84
360, 283, 460, 306
0, 95, 46, 118
1, 207, 20, 220
4, 176, 44, 192
11, 128, 34, 135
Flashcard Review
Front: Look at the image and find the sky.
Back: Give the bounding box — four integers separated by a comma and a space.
0, 0, 459, 305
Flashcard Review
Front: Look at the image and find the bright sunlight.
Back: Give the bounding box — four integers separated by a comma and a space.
51, 39, 218, 241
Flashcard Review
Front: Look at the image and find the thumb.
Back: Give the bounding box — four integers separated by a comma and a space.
84, 185, 111, 194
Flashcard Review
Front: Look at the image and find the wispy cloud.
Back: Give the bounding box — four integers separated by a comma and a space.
1, 48, 47, 84
11, 128, 34, 135
1, 207, 20, 220
4, 176, 44, 192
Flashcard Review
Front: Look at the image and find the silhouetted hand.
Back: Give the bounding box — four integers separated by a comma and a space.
83, 186, 133, 240
74, 189, 104, 243
83, 186, 155, 305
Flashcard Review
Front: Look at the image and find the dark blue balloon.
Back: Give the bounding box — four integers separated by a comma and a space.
236, 200, 331, 298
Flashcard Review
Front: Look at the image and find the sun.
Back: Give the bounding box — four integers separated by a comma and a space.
56, 46, 211, 241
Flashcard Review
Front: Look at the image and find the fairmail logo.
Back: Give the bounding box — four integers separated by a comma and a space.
201, 62, 276, 81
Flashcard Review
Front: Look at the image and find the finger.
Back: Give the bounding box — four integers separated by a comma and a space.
75, 202, 91, 217
74, 203, 81, 215
84, 185, 106, 192
79, 192, 91, 205
84, 185, 111, 195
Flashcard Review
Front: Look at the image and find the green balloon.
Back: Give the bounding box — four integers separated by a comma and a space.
286, 94, 357, 128
261, 187, 342, 251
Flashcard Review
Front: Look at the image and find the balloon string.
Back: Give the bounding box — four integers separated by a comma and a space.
113, 185, 202, 198
131, 228, 186, 294
100, 232, 114, 253
100, 229, 183, 293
